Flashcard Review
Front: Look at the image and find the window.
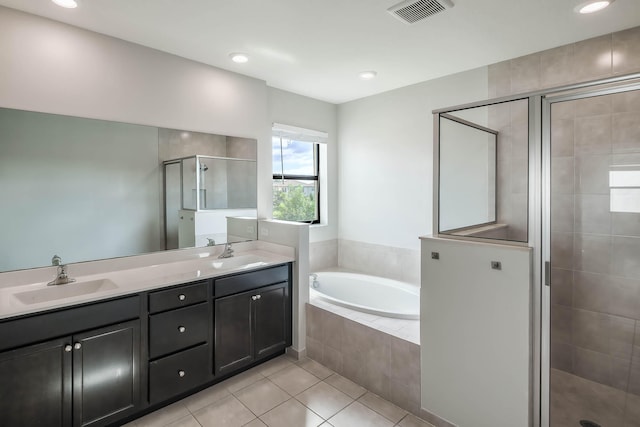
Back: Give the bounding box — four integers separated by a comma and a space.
272, 124, 326, 223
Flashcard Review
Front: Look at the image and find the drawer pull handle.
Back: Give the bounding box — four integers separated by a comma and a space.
178, 294, 186, 301
74, 343, 82, 350
64, 345, 72, 352
178, 326, 186, 333
178, 370, 186, 378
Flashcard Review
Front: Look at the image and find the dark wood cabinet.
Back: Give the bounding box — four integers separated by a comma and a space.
0, 320, 140, 427
214, 279, 290, 376
0, 338, 72, 427
254, 282, 290, 359
214, 288, 254, 375
0, 262, 292, 427
147, 281, 212, 404
73, 320, 141, 427
0, 296, 141, 427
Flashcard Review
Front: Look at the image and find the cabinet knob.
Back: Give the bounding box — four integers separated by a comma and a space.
256, 294, 261, 300
178, 370, 186, 378
74, 343, 82, 350
251, 295, 257, 301
178, 294, 186, 301
178, 326, 186, 333
64, 345, 72, 352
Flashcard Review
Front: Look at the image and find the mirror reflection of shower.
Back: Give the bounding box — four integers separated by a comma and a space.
199, 161, 208, 208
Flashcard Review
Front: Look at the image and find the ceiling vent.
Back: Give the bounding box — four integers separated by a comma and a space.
387, 0, 454, 24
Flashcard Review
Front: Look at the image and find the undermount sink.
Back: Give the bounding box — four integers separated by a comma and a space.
13, 279, 119, 305
210, 254, 267, 270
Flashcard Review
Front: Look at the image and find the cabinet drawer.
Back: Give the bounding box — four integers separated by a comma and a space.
149, 344, 209, 404
214, 265, 289, 298
149, 303, 208, 359
149, 281, 207, 314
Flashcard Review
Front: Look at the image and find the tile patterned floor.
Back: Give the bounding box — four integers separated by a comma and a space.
125, 355, 433, 427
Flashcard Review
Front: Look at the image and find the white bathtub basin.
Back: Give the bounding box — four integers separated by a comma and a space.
310, 271, 420, 319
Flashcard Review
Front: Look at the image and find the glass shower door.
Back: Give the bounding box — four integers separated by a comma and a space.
548, 87, 640, 427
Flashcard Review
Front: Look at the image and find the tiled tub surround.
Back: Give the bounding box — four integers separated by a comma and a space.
124, 354, 434, 427
306, 298, 421, 417
310, 239, 420, 286
0, 240, 294, 319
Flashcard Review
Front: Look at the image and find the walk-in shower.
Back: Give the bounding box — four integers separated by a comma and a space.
435, 73, 640, 426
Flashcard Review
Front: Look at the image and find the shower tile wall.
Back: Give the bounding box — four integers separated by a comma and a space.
488, 100, 529, 242
487, 25, 640, 426
549, 88, 640, 426
488, 26, 640, 99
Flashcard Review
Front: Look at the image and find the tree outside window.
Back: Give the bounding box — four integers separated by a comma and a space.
272, 134, 319, 223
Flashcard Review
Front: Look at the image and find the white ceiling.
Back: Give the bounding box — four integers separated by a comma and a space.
1, 0, 639, 104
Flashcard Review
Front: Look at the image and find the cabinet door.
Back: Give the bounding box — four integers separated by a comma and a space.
214, 290, 253, 375
0, 338, 72, 427
73, 320, 141, 427
253, 282, 290, 360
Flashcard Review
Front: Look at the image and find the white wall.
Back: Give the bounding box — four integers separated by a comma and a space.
268, 88, 338, 243
0, 6, 337, 252
337, 69, 489, 251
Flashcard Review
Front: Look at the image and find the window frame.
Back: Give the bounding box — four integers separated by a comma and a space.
272, 138, 320, 224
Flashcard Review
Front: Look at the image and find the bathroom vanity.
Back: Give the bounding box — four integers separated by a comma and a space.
0, 253, 293, 427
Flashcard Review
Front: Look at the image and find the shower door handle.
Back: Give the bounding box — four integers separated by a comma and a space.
545, 261, 551, 287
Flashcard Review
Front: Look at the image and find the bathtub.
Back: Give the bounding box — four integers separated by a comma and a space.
309, 271, 419, 319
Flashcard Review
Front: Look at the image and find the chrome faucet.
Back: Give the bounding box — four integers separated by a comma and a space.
48, 255, 75, 286
310, 273, 319, 288
218, 243, 234, 259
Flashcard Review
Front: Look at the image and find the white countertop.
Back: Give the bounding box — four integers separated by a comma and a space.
0, 245, 294, 320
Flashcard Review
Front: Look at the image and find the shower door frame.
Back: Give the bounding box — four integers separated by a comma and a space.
540, 77, 640, 427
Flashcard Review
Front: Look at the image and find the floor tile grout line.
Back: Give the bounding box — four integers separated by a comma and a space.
356, 391, 408, 424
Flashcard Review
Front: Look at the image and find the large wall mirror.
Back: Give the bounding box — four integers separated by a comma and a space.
0, 107, 257, 273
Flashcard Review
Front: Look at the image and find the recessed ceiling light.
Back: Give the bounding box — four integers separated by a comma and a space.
575, 0, 614, 14
229, 53, 249, 64
52, 0, 78, 8
359, 71, 377, 80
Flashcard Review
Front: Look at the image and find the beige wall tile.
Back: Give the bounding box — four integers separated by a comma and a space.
574, 154, 611, 195
510, 53, 541, 93
541, 44, 574, 88
574, 195, 611, 234
613, 26, 640, 75
612, 237, 640, 280
574, 114, 612, 155
572, 34, 612, 82
612, 111, 640, 153
574, 233, 612, 275
551, 156, 575, 194
488, 61, 511, 98
551, 118, 574, 157
551, 304, 573, 343
551, 231, 574, 270
551, 267, 573, 306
